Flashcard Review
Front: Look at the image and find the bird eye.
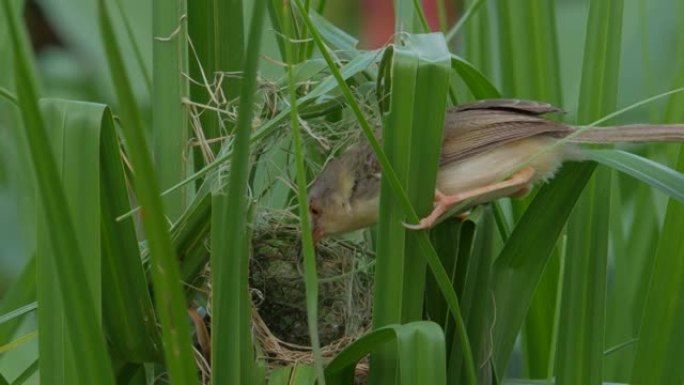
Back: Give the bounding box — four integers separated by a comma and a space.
310, 201, 321, 217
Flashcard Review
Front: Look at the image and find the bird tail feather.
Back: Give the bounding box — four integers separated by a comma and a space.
572, 124, 684, 143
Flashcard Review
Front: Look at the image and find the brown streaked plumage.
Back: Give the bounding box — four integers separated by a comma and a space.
308, 99, 684, 240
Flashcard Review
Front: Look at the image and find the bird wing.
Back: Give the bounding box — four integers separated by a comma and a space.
452, 99, 566, 115
440, 99, 573, 165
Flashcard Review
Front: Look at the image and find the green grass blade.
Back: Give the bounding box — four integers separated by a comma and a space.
631, 14, 684, 380
217, 0, 244, 103
447, 210, 496, 383
495, 0, 562, 103
462, 0, 492, 77
585, 149, 684, 202
446, 0, 486, 42
283, 2, 326, 382
630, 145, 684, 384
99, 106, 161, 361
9, 358, 38, 385
210, 194, 256, 385
0, 303, 36, 327
556, 0, 624, 383
187, 0, 218, 159
1, 3, 117, 375
176, 193, 212, 283
450, 55, 500, 99
0, 257, 35, 346
575, 2, 624, 122
521, 249, 560, 379
491, 164, 595, 377
97, 1, 198, 383
558, 166, 611, 384
153, 0, 189, 220
210, 1, 266, 384
309, 11, 359, 53
0, 86, 17, 106
112, 0, 152, 94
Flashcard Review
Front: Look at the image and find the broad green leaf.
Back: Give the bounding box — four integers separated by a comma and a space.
326, 322, 446, 385
372, 33, 451, 384
36, 100, 113, 384
2, 4, 117, 377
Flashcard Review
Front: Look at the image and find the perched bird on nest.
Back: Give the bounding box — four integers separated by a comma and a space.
308, 99, 684, 241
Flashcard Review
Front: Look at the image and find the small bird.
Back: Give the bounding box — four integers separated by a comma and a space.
308, 99, 684, 241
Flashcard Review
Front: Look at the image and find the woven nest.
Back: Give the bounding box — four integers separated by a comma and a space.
250, 213, 374, 370
193, 212, 374, 382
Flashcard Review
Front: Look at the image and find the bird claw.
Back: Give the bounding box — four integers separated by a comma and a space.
402, 210, 469, 231
402, 219, 433, 230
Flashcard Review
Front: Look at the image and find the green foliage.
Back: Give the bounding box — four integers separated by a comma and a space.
1, 0, 683, 384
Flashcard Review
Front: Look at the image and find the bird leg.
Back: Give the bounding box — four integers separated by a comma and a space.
404, 166, 536, 230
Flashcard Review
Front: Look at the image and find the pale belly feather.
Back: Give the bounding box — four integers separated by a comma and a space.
435, 137, 572, 197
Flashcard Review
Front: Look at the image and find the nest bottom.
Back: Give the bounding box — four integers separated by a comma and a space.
249, 228, 374, 369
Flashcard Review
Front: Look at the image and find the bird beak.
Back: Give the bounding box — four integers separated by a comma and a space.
312, 224, 323, 244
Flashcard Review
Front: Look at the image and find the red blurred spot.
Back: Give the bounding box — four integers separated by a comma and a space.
359, 0, 455, 48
